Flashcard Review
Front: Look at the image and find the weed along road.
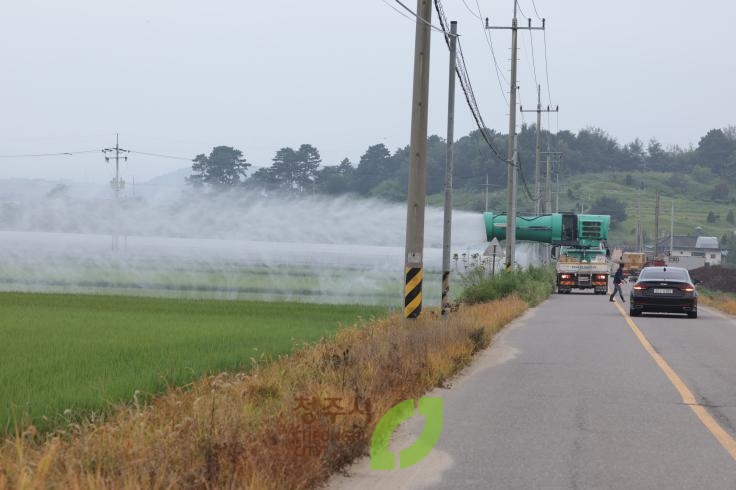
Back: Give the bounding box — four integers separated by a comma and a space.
329, 289, 736, 489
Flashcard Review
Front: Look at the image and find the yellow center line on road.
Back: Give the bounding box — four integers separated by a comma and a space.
613, 301, 736, 462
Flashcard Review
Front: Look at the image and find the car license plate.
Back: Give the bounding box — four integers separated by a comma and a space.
653, 288, 673, 294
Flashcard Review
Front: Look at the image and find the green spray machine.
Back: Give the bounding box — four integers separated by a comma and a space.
483, 213, 612, 294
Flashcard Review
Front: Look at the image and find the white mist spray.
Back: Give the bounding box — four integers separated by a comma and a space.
0, 183, 530, 305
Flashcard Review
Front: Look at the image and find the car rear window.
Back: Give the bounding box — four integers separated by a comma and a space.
639, 269, 690, 282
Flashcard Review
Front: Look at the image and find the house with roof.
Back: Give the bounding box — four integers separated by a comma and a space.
654, 235, 722, 269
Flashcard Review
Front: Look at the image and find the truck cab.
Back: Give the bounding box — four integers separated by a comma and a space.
556, 244, 610, 294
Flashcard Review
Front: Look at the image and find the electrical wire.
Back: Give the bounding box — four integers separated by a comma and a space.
474, 0, 510, 105
434, 0, 505, 163
515, 0, 527, 20
517, 85, 526, 126
128, 150, 193, 161
383, 0, 447, 33
0, 149, 101, 158
458, 0, 482, 19
512, 3, 539, 99
516, 152, 541, 202
531, 0, 543, 21
543, 29, 554, 115
528, 24, 539, 87
381, 0, 420, 25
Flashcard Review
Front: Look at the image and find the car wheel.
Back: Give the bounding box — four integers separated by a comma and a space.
629, 309, 641, 317
687, 311, 697, 319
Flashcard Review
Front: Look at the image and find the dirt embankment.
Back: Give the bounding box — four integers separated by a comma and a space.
689, 266, 736, 293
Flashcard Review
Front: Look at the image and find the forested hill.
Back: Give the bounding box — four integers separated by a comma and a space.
187, 125, 736, 207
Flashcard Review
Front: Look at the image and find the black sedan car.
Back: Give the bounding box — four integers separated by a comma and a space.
629, 266, 698, 318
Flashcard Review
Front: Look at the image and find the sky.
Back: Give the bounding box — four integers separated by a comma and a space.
1, 0, 734, 184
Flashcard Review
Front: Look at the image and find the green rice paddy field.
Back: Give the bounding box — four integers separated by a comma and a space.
0, 292, 386, 433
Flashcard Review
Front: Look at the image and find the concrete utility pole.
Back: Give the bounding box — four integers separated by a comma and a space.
546, 152, 551, 213
654, 191, 660, 257
520, 85, 558, 214
505, 9, 518, 271
541, 151, 562, 213
637, 196, 642, 252
102, 133, 130, 251
441, 21, 458, 315
480, 175, 501, 212
487, 4, 544, 270
403, 0, 432, 319
670, 200, 674, 256
102, 133, 129, 201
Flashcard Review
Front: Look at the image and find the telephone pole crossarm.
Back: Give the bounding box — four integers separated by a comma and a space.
485, 17, 545, 31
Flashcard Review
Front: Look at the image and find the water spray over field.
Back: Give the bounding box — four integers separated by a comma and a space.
0, 183, 518, 305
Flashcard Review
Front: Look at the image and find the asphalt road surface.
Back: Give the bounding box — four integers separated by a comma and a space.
328, 286, 736, 489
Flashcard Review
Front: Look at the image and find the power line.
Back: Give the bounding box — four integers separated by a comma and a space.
511, 4, 539, 99
543, 29, 554, 118
434, 0, 505, 162
384, 0, 447, 33
531, 0, 544, 21
381, 0, 420, 24
516, 149, 538, 202
0, 149, 100, 158
517, 85, 526, 126
128, 150, 192, 161
473, 0, 510, 105
515, 0, 528, 20
527, 23, 539, 87
542, 29, 552, 102
458, 0, 482, 19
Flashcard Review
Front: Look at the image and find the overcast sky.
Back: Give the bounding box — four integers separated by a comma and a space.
1, 0, 734, 184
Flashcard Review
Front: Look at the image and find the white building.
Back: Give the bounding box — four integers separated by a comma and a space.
657, 235, 722, 269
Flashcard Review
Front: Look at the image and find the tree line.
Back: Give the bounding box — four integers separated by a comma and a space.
188, 125, 736, 202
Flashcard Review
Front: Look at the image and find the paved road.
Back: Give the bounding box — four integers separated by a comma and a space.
328, 287, 736, 489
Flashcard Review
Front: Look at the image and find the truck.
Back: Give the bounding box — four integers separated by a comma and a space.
555, 244, 610, 294
483, 212, 612, 294
620, 252, 646, 279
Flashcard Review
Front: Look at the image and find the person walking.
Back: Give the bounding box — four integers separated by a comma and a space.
610, 262, 626, 302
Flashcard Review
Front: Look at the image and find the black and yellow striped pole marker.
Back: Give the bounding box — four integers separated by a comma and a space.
404, 266, 423, 319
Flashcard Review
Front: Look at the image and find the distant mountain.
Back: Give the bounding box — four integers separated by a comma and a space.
142, 167, 190, 188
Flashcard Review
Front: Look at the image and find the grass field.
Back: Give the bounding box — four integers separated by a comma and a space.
0, 292, 385, 433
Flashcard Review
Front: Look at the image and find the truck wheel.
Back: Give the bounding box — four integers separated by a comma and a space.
687, 311, 698, 319
629, 309, 641, 317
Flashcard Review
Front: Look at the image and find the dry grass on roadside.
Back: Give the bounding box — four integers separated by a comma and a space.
0, 296, 526, 490
699, 293, 736, 315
